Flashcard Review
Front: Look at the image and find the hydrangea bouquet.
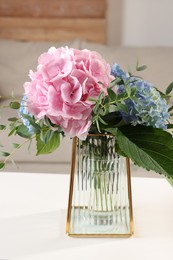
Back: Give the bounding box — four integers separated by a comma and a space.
0, 46, 173, 185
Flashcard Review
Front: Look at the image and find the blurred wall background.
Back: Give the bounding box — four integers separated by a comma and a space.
108, 0, 173, 46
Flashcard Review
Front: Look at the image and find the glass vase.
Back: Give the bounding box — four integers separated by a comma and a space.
66, 134, 133, 237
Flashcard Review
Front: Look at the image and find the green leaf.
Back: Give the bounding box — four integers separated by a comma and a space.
124, 85, 131, 96
16, 125, 33, 139
115, 142, 127, 157
8, 117, 18, 122
44, 116, 54, 128
97, 92, 104, 103
92, 93, 104, 114
93, 102, 100, 114
104, 127, 117, 135
0, 125, 6, 130
130, 86, 137, 96
167, 123, 173, 129
8, 127, 17, 137
21, 114, 41, 134
0, 162, 5, 169
116, 125, 173, 180
116, 103, 128, 113
108, 105, 119, 113
98, 117, 108, 125
136, 58, 139, 70
95, 119, 101, 133
36, 131, 60, 155
40, 129, 54, 144
107, 88, 117, 101
0, 151, 10, 157
97, 108, 105, 116
136, 65, 147, 71
45, 129, 54, 143
12, 143, 20, 149
166, 82, 173, 95
9, 101, 20, 109
100, 112, 124, 129
168, 105, 173, 112
88, 97, 97, 102
40, 130, 46, 143
109, 78, 122, 88
136, 59, 147, 71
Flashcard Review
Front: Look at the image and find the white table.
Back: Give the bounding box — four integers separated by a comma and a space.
0, 172, 173, 260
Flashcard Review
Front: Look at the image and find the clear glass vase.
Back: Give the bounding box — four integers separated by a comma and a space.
66, 134, 133, 237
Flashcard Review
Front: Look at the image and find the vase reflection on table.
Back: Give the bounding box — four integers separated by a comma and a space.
66, 134, 133, 237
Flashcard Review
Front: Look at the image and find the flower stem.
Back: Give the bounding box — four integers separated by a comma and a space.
99, 175, 104, 211
103, 174, 108, 211
2, 137, 34, 166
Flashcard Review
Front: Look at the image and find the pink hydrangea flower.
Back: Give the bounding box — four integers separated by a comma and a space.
24, 46, 113, 139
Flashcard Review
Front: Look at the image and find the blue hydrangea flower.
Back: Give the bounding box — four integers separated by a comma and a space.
111, 63, 130, 82
111, 64, 170, 130
19, 96, 34, 134
120, 80, 169, 130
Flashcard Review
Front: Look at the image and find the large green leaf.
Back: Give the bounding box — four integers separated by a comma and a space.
36, 130, 60, 155
108, 125, 173, 180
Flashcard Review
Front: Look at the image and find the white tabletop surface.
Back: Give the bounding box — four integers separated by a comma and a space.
0, 172, 173, 260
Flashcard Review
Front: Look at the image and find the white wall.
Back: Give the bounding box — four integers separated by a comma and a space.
108, 0, 173, 46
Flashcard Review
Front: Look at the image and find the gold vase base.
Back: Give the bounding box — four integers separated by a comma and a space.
66, 207, 133, 238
